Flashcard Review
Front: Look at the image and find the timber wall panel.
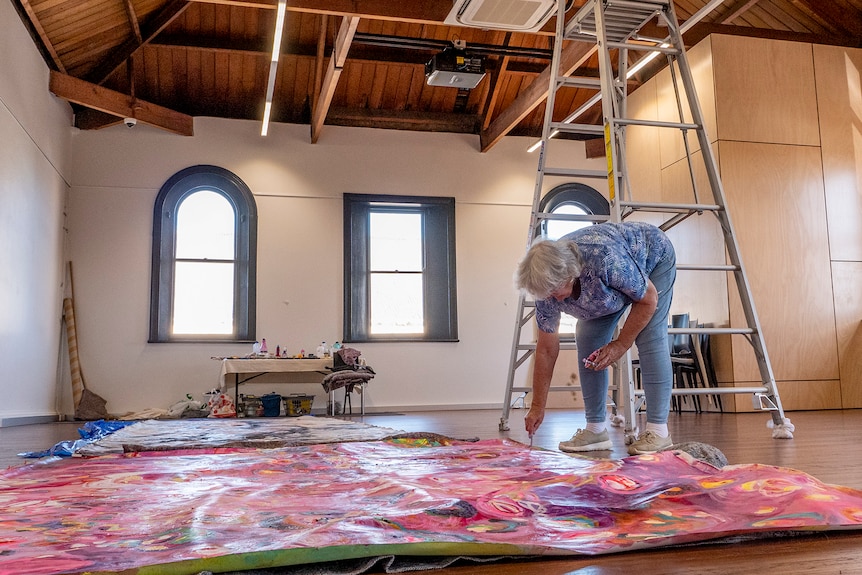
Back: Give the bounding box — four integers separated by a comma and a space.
712, 35, 820, 147
732, 380, 843, 412
657, 38, 717, 169
814, 45, 862, 263
720, 140, 838, 386
660, 151, 729, 325
626, 80, 662, 203
832, 262, 862, 408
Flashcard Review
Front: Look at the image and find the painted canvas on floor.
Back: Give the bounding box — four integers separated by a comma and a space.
73, 416, 407, 456
1, 438, 861, 575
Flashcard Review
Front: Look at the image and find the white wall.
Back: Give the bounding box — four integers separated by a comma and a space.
67, 117, 609, 416
0, 0, 73, 424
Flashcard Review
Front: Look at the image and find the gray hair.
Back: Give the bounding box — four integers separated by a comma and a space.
515, 237, 583, 299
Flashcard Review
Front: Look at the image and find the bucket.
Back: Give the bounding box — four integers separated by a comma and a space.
242, 395, 263, 418
261, 393, 282, 417
284, 393, 314, 416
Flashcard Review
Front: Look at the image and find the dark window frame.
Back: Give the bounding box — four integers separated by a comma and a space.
149, 165, 257, 343
343, 193, 458, 343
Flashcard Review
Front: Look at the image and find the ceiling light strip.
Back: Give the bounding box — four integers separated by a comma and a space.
261, 0, 286, 137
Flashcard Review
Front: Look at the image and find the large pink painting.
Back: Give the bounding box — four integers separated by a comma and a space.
1, 438, 861, 574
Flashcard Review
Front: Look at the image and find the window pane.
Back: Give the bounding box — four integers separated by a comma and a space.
176, 191, 235, 260
173, 262, 235, 334
370, 212, 422, 271
545, 203, 591, 240
369, 273, 424, 334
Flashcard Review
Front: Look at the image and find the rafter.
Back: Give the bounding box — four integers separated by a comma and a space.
17, 0, 65, 73
793, 0, 862, 39
718, 0, 759, 24
311, 15, 359, 143
186, 0, 558, 35
313, 15, 329, 115
84, 0, 189, 85
327, 107, 480, 133
123, 0, 144, 44
49, 71, 193, 136
480, 40, 597, 153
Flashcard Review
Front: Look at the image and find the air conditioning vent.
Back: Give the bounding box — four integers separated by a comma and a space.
445, 0, 556, 32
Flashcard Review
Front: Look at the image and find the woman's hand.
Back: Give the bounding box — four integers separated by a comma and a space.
525, 405, 545, 436
584, 339, 630, 370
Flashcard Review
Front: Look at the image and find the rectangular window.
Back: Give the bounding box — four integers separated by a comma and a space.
344, 194, 458, 342
369, 211, 424, 334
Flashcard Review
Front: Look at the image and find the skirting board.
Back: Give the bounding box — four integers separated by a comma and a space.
0, 414, 62, 428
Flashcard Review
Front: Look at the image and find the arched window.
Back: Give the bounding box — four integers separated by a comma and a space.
539, 183, 609, 336
149, 166, 257, 342
539, 182, 609, 240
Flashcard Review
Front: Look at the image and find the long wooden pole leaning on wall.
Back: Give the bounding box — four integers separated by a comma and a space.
63, 262, 85, 410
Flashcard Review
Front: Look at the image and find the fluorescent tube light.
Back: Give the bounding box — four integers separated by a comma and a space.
261, 0, 286, 136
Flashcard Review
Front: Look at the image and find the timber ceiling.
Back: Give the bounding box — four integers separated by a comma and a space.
10, 0, 862, 151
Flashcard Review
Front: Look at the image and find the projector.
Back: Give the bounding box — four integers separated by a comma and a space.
425, 48, 486, 89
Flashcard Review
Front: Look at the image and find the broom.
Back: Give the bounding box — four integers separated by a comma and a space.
63, 262, 108, 420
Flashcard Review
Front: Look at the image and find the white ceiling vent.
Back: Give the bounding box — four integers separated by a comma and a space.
445, 0, 557, 32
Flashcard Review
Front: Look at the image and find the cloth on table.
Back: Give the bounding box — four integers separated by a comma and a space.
321, 368, 374, 393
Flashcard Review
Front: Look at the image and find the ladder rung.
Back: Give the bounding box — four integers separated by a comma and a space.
676, 263, 739, 272
606, 41, 679, 55
614, 118, 700, 130
510, 386, 583, 394
620, 201, 722, 213
635, 387, 772, 397
517, 343, 578, 351
557, 76, 602, 89
668, 327, 754, 335
535, 211, 609, 222
566, 0, 666, 42
543, 167, 607, 179
549, 122, 604, 136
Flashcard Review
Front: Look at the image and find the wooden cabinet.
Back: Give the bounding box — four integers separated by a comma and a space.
626, 34, 860, 410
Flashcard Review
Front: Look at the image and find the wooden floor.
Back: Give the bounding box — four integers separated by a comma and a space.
2, 408, 862, 574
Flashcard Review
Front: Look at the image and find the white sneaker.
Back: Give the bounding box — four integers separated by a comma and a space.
627, 430, 673, 455
559, 429, 613, 452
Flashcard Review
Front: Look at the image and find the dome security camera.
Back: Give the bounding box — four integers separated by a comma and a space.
123, 117, 137, 128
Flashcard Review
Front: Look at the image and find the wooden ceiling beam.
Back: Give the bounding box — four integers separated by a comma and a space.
480, 40, 597, 153
481, 32, 511, 130
313, 14, 329, 116
717, 0, 759, 24
792, 0, 862, 39
49, 71, 194, 135
16, 0, 66, 72
311, 15, 359, 143
84, 0, 189, 84
327, 107, 480, 133
122, 0, 144, 44
186, 0, 558, 34
683, 22, 862, 49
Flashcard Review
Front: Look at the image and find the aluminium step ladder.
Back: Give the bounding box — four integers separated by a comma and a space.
499, 0, 794, 440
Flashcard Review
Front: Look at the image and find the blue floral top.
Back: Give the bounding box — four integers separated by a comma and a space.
535, 222, 675, 333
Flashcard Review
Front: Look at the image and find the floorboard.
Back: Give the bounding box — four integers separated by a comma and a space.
2, 408, 861, 574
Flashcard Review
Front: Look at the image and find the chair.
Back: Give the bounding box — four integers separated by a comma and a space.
673, 326, 723, 413
669, 314, 702, 413
633, 313, 692, 413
